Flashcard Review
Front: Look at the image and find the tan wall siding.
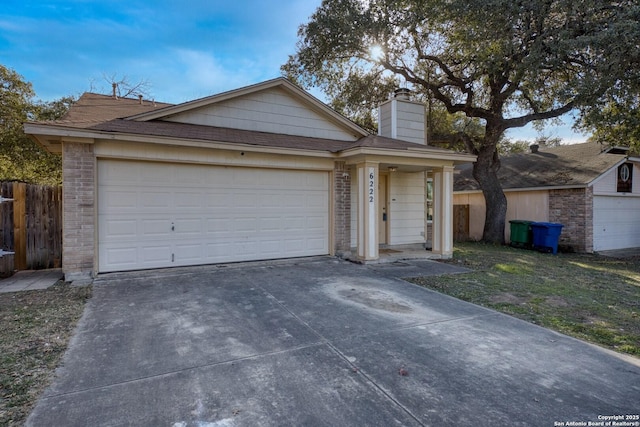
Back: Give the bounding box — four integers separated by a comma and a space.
163, 87, 357, 141
453, 190, 548, 241
505, 191, 549, 224
62, 142, 95, 281
549, 188, 593, 252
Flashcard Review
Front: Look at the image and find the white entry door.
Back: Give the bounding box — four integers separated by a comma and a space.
98, 160, 329, 272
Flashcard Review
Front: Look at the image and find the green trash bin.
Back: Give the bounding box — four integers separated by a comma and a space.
509, 220, 533, 247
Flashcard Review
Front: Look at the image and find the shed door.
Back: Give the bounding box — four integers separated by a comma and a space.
593, 195, 640, 251
98, 160, 329, 272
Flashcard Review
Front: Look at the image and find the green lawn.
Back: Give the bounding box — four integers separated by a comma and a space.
408, 242, 640, 357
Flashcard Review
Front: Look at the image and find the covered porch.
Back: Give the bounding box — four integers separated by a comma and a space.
339, 143, 475, 263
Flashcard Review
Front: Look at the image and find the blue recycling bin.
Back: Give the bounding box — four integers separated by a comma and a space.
531, 222, 563, 254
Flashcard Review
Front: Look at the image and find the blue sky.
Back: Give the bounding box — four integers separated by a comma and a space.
1, 0, 588, 143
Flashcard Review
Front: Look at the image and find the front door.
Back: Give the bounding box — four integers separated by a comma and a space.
379, 174, 388, 245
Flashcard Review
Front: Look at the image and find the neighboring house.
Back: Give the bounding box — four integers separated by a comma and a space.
454, 141, 640, 252
25, 78, 475, 281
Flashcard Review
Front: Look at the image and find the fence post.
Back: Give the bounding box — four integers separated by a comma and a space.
13, 182, 27, 270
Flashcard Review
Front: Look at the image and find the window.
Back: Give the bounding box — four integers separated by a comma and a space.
617, 163, 633, 193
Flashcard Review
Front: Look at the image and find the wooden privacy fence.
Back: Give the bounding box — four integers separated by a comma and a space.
0, 181, 62, 275
453, 204, 470, 242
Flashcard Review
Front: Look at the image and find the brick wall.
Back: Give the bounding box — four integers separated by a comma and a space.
333, 161, 351, 255
549, 187, 593, 252
62, 142, 95, 281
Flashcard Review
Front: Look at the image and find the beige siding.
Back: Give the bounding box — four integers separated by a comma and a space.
162, 87, 358, 141
389, 172, 426, 244
394, 101, 425, 145
377, 99, 425, 145
593, 167, 618, 195
378, 102, 393, 138
593, 164, 640, 195
453, 190, 548, 241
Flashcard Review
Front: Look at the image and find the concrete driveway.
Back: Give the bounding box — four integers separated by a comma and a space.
28, 257, 640, 426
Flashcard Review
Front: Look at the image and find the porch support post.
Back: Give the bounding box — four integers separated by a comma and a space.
432, 166, 454, 257
356, 162, 379, 261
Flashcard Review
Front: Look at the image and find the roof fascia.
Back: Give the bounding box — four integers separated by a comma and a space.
24, 122, 97, 142
455, 184, 589, 194
25, 122, 336, 158
95, 135, 336, 159
126, 78, 369, 138
339, 146, 476, 165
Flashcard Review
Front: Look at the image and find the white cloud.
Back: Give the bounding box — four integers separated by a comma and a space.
165, 49, 263, 102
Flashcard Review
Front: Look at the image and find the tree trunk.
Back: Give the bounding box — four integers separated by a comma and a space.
472, 141, 507, 244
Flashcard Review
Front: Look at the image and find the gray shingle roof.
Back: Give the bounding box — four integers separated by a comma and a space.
54, 93, 173, 128
454, 142, 628, 191
90, 118, 354, 152
34, 92, 467, 157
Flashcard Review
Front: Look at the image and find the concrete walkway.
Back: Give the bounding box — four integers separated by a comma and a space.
598, 247, 640, 258
27, 257, 639, 427
0, 269, 63, 293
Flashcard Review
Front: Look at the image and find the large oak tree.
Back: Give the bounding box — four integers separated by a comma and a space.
283, 0, 640, 243
0, 65, 73, 185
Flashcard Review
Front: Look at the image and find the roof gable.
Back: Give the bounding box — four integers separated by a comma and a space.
129, 78, 367, 142
455, 141, 631, 191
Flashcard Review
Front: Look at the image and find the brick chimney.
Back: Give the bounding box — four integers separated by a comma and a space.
378, 88, 426, 145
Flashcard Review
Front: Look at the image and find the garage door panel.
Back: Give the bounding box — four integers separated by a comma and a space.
98, 160, 329, 272
258, 217, 283, 231
102, 219, 137, 238
100, 190, 138, 210
593, 196, 640, 251
141, 245, 172, 263
305, 238, 328, 251
101, 247, 139, 268
175, 192, 205, 208
141, 219, 172, 237
174, 243, 205, 262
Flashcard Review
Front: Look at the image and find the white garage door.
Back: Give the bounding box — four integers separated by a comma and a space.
98, 160, 329, 272
593, 195, 640, 251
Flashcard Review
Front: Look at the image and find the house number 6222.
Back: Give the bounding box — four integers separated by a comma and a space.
369, 169, 375, 203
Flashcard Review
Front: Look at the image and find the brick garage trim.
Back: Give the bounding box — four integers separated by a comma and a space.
549, 187, 593, 253
333, 161, 351, 255
62, 142, 95, 281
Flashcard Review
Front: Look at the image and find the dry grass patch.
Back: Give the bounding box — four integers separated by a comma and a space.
408, 242, 640, 358
0, 281, 91, 426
